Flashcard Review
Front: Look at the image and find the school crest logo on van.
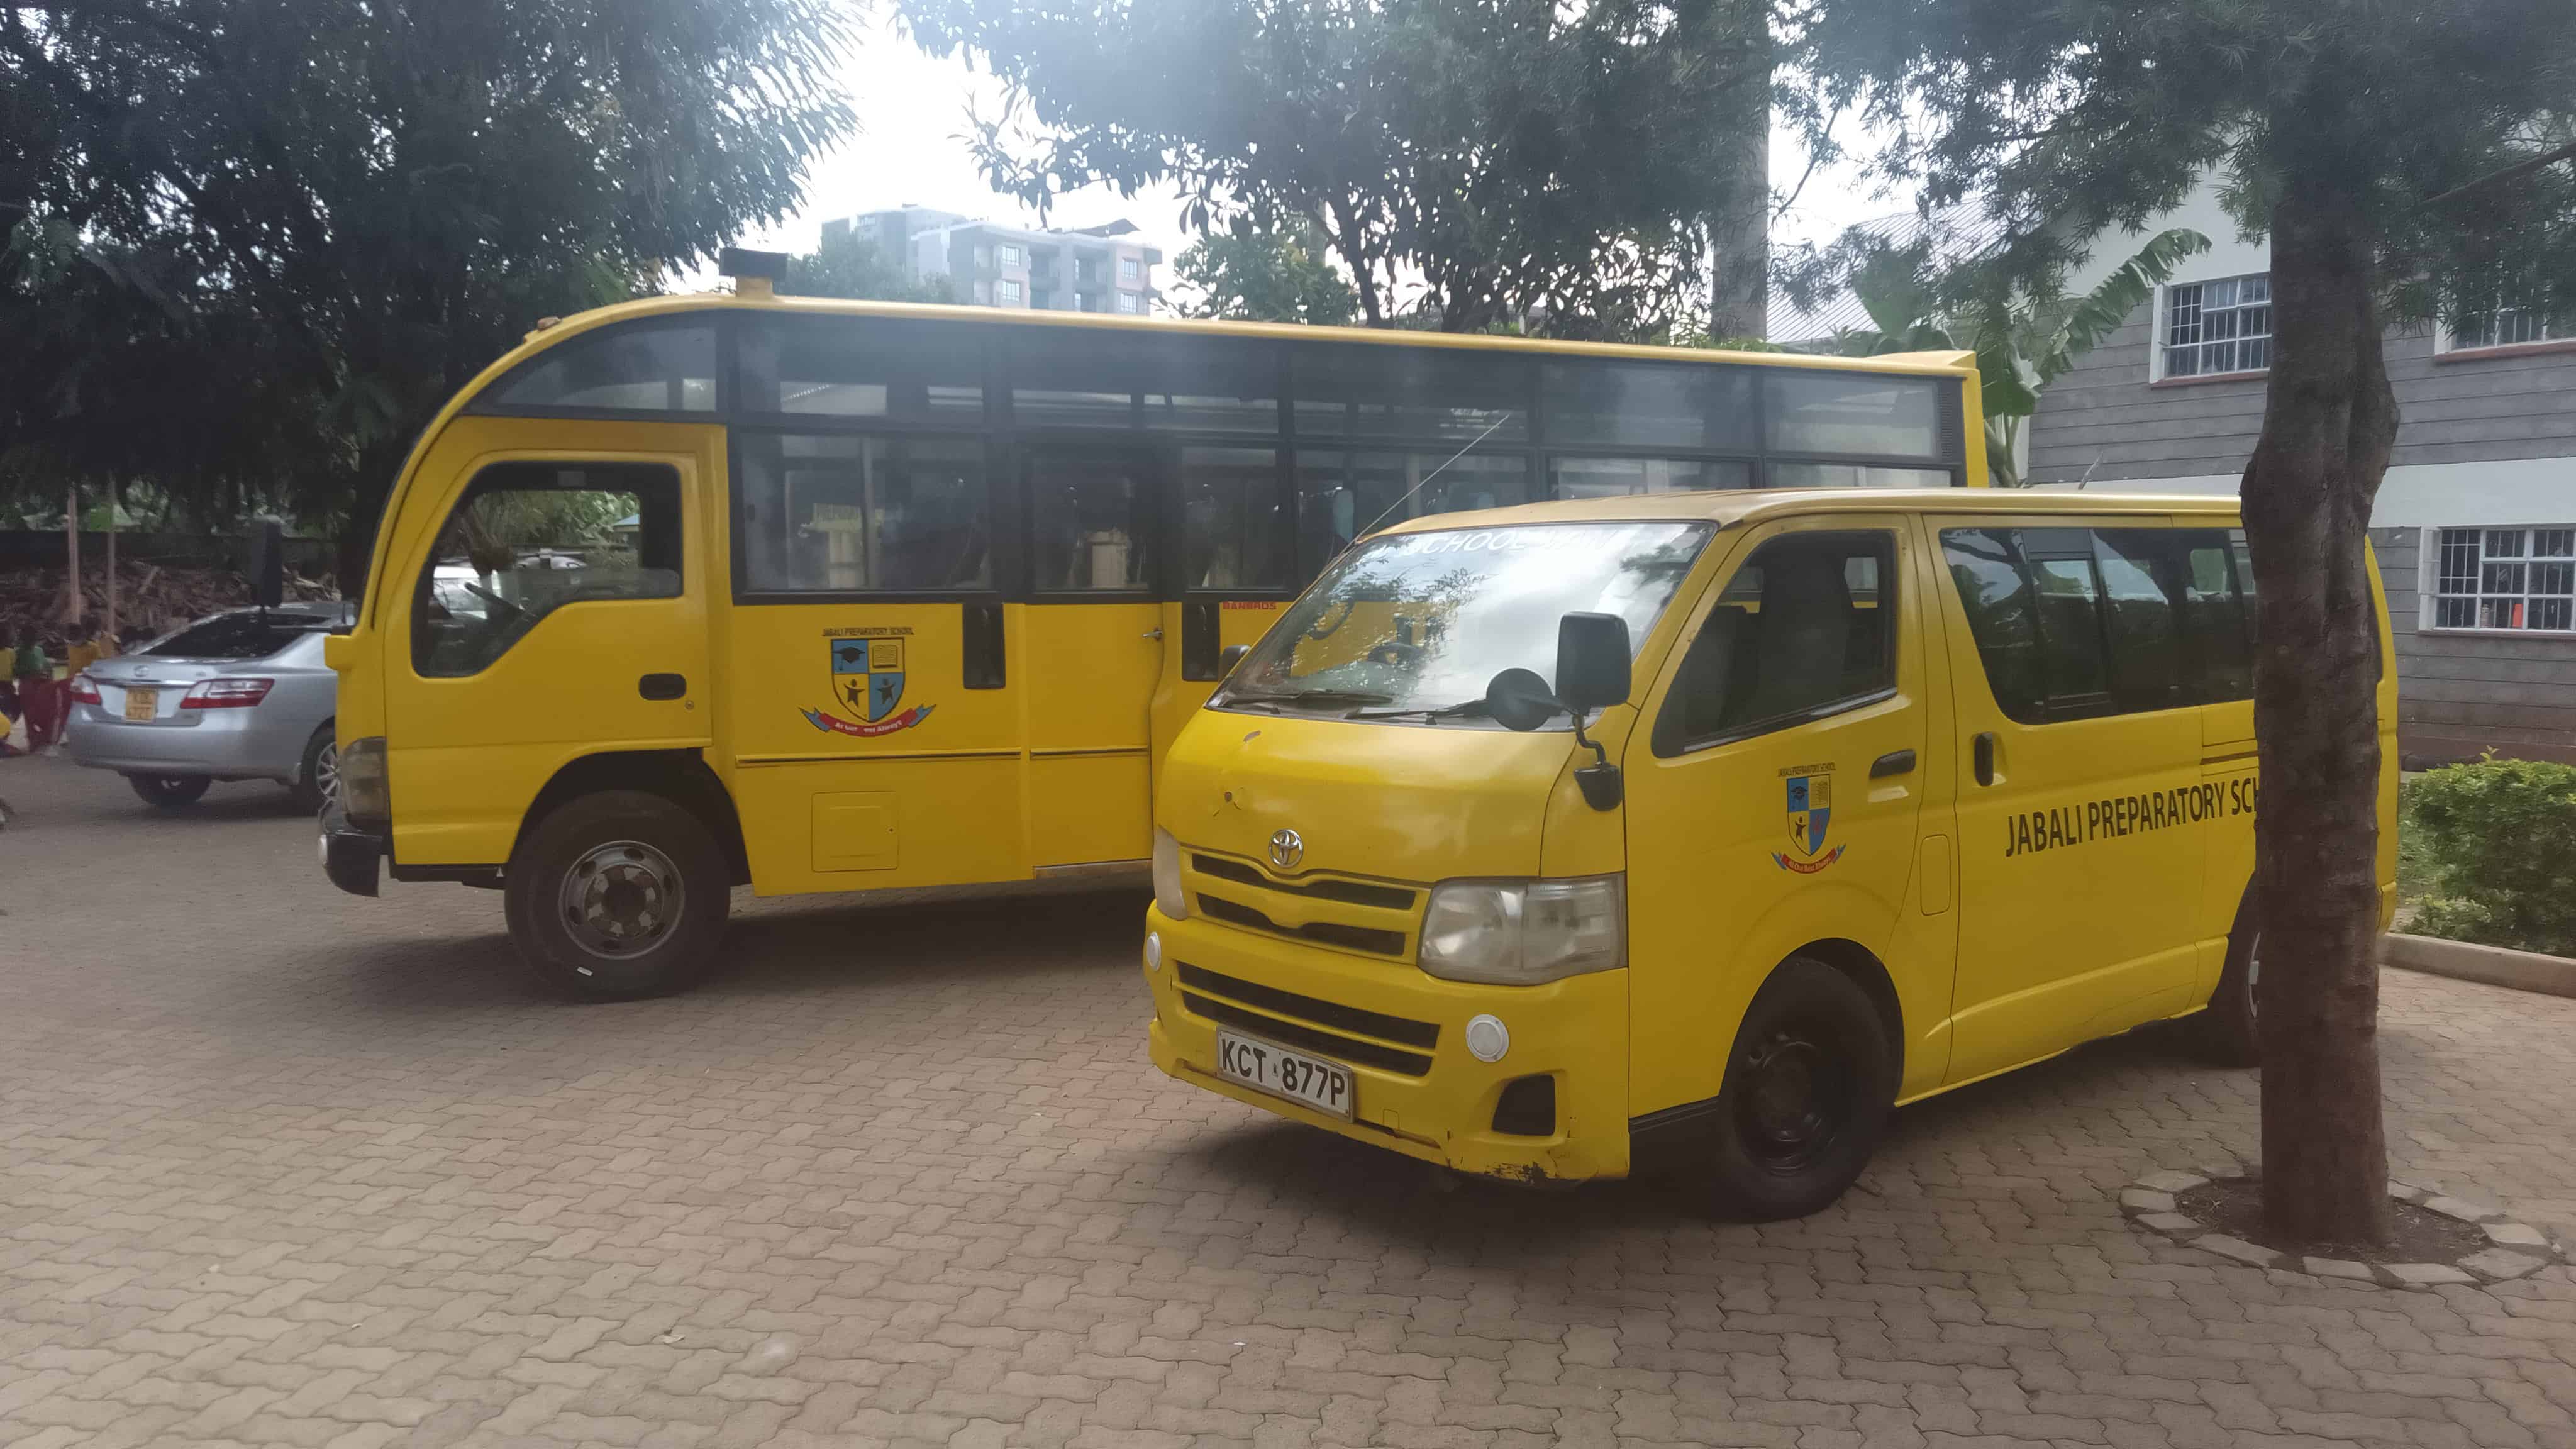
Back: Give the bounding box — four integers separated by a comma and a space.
1773, 766, 1848, 874
803, 628, 935, 738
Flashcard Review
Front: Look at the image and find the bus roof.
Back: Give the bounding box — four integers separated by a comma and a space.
1374, 487, 2245, 536
502, 291, 1979, 380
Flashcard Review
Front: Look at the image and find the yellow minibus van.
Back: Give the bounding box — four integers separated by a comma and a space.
318, 253, 1987, 999
1141, 489, 2398, 1218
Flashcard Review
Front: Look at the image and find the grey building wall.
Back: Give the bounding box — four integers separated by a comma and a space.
2029, 294, 2576, 767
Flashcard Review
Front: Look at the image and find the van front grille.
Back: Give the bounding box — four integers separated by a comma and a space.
1191, 854, 1417, 911
1196, 893, 1409, 957
1176, 963, 1437, 1077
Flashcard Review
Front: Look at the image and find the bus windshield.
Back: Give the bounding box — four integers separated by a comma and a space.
1214, 521, 1712, 721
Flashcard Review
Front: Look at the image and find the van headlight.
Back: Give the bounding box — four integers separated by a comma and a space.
1152, 828, 1189, 921
1418, 875, 1624, 985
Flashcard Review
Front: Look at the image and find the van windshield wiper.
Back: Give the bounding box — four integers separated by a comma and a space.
1216, 687, 1396, 713
1343, 698, 1496, 723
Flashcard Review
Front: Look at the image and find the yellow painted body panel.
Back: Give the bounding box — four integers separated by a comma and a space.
1148, 489, 2400, 1184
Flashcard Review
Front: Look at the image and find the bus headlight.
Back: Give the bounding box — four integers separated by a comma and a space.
1152, 828, 1189, 921
1418, 875, 1624, 985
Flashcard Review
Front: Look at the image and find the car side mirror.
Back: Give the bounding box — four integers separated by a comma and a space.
1553, 611, 1631, 715
1218, 643, 1249, 675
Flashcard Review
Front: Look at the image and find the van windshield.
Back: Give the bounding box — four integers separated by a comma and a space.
1214, 521, 1712, 721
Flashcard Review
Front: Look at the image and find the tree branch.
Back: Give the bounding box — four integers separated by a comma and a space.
2422, 140, 2576, 210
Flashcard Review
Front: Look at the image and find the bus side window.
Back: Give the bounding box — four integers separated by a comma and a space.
413, 463, 682, 678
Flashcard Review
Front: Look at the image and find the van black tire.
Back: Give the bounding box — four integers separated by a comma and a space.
2195, 908, 2263, 1069
289, 724, 336, 816
1700, 957, 1897, 1221
128, 773, 211, 810
505, 790, 729, 1002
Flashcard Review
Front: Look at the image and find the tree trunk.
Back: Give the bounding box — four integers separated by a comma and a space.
1706, 0, 1771, 341
2238, 176, 2396, 1245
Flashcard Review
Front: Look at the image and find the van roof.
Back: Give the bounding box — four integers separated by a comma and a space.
1375, 487, 2243, 536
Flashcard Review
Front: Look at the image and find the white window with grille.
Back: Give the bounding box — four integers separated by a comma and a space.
1114, 292, 1143, 314
2445, 301, 2575, 352
1121, 257, 1141, 282
996, 279, 1024, 306
2431, 526, 2576, 631
2162, 274, 2272, 378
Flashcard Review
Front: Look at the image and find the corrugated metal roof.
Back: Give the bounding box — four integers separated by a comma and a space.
1769, 206, 2009, 345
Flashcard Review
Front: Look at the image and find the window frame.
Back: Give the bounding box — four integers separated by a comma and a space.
2424, 524, 2576, 634
410, 460, 686, 679
2155, 273, 2273, 382
1651, 526, 1904, 757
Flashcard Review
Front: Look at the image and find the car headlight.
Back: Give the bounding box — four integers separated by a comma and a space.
340, 735, 391, 830
1418, 874, 1624, 985
1152, 827, 1190, 921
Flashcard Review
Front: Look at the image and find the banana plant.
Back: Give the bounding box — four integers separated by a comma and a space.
1837, 228, 2210, 485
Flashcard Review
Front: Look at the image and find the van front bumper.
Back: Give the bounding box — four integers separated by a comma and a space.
1143, 906, 1629, 1184
316, 801, 383, 897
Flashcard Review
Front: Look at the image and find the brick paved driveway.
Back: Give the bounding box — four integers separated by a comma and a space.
4, 755, 2576, 1448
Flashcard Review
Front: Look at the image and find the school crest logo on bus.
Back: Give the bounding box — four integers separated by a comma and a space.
1773, 767, 1848, 874
803, 631, 935, 738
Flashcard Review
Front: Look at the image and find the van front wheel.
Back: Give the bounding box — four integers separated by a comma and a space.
506, 791, 729, 1002
1701, 958, 1896, 1221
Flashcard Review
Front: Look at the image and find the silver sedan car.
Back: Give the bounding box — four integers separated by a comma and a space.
67, 602, 352, 813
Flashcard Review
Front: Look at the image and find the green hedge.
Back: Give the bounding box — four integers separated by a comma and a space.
2405, 757, 2576, 958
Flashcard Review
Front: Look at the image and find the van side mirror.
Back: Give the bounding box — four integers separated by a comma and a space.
1218, 643, 1249, 675
1554, 612, 1631, 714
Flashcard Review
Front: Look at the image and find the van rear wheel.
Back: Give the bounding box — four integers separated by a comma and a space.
506, 790, 728, 1002
2194, 913, 2263, 1068
1700, 957, 1896, 1221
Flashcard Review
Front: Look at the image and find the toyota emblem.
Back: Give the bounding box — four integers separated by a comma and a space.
1268, 828, 1305, 872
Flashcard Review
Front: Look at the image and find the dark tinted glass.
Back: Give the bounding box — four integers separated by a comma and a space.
2174, 530, 2252, 701
482, 323, 715, 414
1657, 531, 1897, 752
736, 317, 983, 420
1765, 371, 1943, 458
2095, 530, 2186, 712
1009, 330, 1278, 431
145, 614, 327, 660
1180, 447, 1292, 591
1540, 361, 1756, 450
1549, 456, 1752, 500
1028, 450, 1154, 590
736, 434, 991, 593
1941, 528, 2054, 722
1292, 345, 1530, 441
1768, 462, 1954, 490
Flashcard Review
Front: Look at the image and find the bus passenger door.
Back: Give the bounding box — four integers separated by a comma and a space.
1149, 445, 1299, 782
1936, 521, 2207, 1087
1020, 441, 1165, 868
386, 441, 712, 868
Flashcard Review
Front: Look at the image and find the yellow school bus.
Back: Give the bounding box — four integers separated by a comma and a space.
318, 253, 1989, 997
1142, 489, 2399, 1218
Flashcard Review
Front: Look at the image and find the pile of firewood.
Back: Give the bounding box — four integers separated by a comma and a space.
0, 560, 336, 643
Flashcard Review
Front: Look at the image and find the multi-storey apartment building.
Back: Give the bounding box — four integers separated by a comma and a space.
823, 206, 1161, 316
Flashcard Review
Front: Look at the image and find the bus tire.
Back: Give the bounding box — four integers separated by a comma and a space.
1700, 957, 1896, 1221
2195, 910, 2263, 1069
506, 789, 729, 1002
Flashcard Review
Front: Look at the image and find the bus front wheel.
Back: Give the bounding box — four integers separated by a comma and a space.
1699, 957, 1897, 1221
506, 790, 730, 1002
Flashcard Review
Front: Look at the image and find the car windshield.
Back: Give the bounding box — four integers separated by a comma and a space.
1214, 520, 1713, 721
142, 613, 333, 660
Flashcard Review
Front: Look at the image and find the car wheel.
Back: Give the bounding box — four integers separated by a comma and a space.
504, 790, 729, 1002
1700, 957, 1897, 1221
289, 724, 337, 816
2195, 906, 2262, 1068
128, 774, 212, 810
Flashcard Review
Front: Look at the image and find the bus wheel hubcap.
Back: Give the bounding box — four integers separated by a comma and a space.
561, 840, 683, 958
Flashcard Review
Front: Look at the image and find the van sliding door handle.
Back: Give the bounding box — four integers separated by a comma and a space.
1870, 748, 1917, 778
639, 673, 686, 701
1973, 732, 1998, 787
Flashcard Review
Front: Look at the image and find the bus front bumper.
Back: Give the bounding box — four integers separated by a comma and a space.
1143, 906, 1629, 1184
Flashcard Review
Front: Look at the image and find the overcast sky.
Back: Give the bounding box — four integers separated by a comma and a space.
719, 15, 1910, 299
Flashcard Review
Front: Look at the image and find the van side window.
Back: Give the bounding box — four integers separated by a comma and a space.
1941, 526, 2258, 721
1653, 530, 1897, 754
414, 463, 682, 677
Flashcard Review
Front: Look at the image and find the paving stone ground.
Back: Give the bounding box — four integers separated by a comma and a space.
4, 752, 2576, 1448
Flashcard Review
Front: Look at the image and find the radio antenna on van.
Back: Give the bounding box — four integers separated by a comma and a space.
1349, 410, 1519, 547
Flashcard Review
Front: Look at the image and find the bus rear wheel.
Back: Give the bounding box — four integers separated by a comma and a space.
1700, 957, 1896, 1221
506, 790, 728, 1002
